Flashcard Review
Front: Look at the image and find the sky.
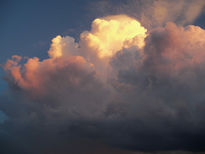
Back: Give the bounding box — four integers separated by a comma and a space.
1, 0, 205, 153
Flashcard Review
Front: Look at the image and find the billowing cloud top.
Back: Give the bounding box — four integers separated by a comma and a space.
2, 12, 205, 154
81, 15, 147, 58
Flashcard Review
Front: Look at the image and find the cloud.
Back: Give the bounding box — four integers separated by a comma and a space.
89, 0, 205, 28
80, 14, 147, 58
1, 13, 205, 153
48, 35, 80, 58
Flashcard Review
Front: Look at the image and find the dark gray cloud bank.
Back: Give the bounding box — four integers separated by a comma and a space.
1, 0, 205, 154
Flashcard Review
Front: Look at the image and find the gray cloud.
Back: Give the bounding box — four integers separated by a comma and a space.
89, 0, 205, 29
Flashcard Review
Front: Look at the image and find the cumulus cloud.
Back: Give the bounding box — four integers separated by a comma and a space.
1, 13, 205, 153
80, 14, 147, 58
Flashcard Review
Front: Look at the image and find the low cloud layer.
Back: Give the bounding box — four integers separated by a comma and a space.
1, 11, 205, 154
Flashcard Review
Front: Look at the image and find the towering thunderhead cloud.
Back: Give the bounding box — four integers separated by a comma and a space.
2, 13, 205, 154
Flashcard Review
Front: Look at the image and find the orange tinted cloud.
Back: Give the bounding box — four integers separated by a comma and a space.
4, 14, 205, 95
4, 54, 94, 97
3, 14, 147, 95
